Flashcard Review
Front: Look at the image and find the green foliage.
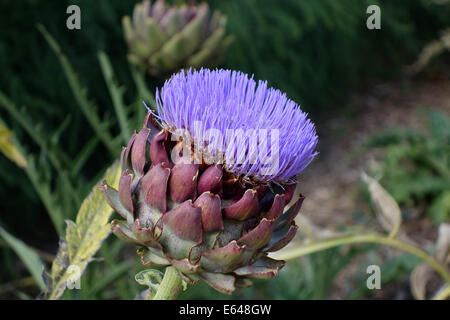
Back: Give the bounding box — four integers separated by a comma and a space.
429, 191, 450, 225
0, 225, 45, 290
61, 239, 144, 300
0, 90, 91, 235
348, 253, 421, 299
0, 0, 448, 299
0, 17, 158, 298
0, 21, 156, 235
209, 0, 450, 109
364, 110, 450, 225
0, 0, 448, 244
180, 246, 370, 300
134, 269, 165, 300
44, 162, 121, 300
0, 123, 28, 168
38, 25, 119, 155
0, 0, 141, 245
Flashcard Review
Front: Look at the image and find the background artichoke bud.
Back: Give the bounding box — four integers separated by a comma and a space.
123, 0, 233, 77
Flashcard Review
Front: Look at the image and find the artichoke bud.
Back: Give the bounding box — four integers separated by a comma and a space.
123, 0, 232, 77
102, 116, 305, 294
102, 69, 318, 294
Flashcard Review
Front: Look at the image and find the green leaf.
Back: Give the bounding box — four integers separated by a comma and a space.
43, 161, 121, 300
135, 269, 164, 300
429, 191, 450, 225
0, 124, 28, 168
0, 225, 45, 290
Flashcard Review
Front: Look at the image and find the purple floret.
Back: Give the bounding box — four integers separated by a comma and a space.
154, 68, 318, 184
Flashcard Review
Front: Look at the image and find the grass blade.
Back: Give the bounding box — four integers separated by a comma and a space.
0, 225, 45, 290
37, 24, 117, 155
98, 51, 131, 144
0, 92, 80, 206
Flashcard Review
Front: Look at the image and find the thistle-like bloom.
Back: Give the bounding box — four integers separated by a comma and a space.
123, 0, 233, 76
102, 69, 318, 294
155, 69, 318, 184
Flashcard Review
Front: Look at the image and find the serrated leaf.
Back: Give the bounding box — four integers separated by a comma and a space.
0, 225, 45, 290
0, 124, 28, 168
44, 161, 121, 300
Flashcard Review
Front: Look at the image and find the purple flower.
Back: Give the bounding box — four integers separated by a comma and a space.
154, 68, 318, 184
103, 68, 319, 294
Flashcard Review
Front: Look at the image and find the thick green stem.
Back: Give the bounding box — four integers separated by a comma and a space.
153, 266, 182, 300
276, 233, 450, 284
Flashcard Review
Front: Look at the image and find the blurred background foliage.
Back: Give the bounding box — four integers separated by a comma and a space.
0, 0, 449, 299
364, 110, 450, 226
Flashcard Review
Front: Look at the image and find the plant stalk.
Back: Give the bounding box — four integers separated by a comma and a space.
153, 266, 182, 300
276, 233, 450, 284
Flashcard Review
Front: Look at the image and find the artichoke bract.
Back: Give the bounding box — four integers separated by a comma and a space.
101, 69, 318, 294
123, 0, 233, 77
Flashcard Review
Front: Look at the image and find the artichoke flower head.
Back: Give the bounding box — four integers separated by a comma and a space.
102, 69, 318, 294
123, 0, 233, 77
